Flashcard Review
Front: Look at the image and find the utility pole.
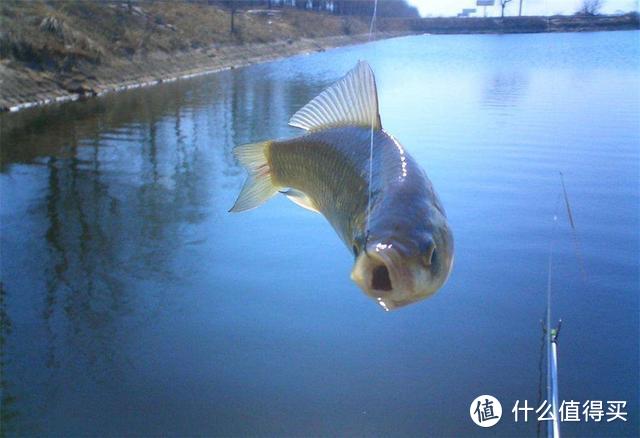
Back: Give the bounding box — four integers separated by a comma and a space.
230, 0, 237, 34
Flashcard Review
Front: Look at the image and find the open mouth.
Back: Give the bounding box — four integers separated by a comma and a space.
371, 264, 392, 291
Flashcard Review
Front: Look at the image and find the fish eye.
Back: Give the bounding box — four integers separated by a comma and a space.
423, 243, 436, 266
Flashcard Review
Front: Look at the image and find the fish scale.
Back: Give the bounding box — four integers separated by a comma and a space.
270, 127, 414, 247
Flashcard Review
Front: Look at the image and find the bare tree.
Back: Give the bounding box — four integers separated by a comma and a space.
500, 0, 513, 18
578, 0, 605, 16
518, 0, 523, 16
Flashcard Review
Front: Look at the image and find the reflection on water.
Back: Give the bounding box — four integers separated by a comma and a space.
481, 72, 529, 108
1, 282, 18, 436
1, 67, 331, 435
1, 31, 639, 436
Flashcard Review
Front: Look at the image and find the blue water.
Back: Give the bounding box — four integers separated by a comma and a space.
1, 31, 638, 436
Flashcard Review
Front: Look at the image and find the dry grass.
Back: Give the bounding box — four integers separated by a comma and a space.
0, 1, 373, 72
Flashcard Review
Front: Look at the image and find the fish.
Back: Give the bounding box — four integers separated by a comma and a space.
230, 61, 454, 310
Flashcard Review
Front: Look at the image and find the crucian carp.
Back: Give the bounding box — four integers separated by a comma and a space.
230, 61, 454, 310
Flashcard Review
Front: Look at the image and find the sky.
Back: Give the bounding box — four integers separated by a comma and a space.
406, 0, 640, 17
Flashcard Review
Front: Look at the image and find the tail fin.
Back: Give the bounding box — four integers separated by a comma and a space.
229, 141, 278, 212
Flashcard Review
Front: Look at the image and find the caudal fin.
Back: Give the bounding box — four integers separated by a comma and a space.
229, 141, 278, 212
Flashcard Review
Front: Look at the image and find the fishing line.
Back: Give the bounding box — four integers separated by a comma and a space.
559, 172, 587, 281
365, 0, 379, 247
546, 194, 560, 437
368, 0, 378, 40
546, 193, 561, 359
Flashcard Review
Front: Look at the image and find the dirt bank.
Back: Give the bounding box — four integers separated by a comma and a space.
0, 1, 413, 112
0, 32, 406, 112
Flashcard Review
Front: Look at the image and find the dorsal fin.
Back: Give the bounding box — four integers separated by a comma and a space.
289, 60, 382, 132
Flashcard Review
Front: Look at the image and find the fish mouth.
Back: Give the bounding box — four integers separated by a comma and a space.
371, 264, 392, 291
350, 245, 414, 310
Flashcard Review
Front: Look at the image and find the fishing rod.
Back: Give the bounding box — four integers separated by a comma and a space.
547, 320, 562, 438
541, 172, 583, 438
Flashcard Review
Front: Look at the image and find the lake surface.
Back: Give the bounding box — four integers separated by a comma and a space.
1, 31, 638, 437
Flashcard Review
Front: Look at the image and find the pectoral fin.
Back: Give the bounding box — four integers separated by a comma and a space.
280, 189, 320, 214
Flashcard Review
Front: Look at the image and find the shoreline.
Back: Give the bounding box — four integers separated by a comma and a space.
410, 13, 639, 34
2, 13, 638, 114
0, 32, 409, 114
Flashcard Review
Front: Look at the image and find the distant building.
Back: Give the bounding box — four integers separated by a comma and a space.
476, 0, 495, 17
458, 8, 477, 17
